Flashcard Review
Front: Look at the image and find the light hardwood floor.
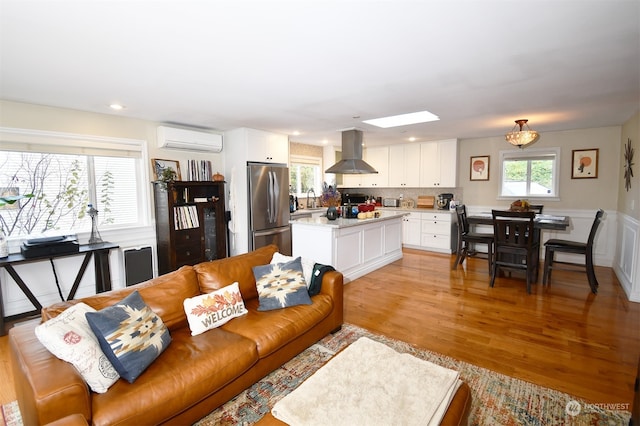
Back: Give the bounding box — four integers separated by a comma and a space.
344, 249, 640, 406
1, 248, 638, 409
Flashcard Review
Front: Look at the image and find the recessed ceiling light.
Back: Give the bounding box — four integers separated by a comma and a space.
409, 137, 417, 142
109, 104, 125, 110
292, 131, 300, 136
363, 110, 439, 128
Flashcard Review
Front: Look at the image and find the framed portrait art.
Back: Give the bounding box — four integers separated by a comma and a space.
571, 149, 598, 179
470, 156, 490, 181
151, 158, 182, 181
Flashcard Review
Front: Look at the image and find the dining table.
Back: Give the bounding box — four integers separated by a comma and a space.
466, 212, 570, 231
465, 212, 570, 283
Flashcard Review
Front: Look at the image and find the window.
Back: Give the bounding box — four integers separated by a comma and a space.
289, 155, 323, 197
498, 148, 560, 199
0, 128, 148, 237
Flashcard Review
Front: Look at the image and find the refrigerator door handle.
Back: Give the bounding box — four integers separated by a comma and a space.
267, 170, 274, 223
254, 226, 290, 237
272, 170, 280, 223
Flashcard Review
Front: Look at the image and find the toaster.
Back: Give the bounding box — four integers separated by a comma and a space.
382, 198, 400, 207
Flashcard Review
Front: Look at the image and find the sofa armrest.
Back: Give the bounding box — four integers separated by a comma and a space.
8, 322, 92, 426
318, 270, 344, 326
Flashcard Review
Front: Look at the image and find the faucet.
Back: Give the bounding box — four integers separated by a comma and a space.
307, 188, 316, 208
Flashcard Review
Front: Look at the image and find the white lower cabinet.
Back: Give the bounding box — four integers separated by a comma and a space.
399, 209, 456, 254
291, 215, 404, 282
420, 211, 457, 253
362, 222, 384, 263
384, 219, 403, 254
402, 212, 422, 247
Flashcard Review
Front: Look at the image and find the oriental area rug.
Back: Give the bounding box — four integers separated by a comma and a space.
2, 324, 631, 426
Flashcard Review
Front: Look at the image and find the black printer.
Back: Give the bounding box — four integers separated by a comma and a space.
21, 234, 79, 258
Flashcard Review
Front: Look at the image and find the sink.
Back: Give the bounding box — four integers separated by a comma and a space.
290, 207, 326, 220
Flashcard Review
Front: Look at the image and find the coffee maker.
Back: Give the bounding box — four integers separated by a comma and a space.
436, 193, 454, 210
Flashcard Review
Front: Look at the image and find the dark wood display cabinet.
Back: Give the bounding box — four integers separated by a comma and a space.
153, 181, 227, 275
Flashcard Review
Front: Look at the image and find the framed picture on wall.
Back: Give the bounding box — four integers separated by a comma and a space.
470, 156, 490, 181
151, 158, 182, 181
571, 149, 598, 179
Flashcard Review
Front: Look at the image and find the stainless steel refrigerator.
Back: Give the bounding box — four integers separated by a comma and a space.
247, 162, 292, 255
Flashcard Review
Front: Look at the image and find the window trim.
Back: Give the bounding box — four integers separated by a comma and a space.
0, 127, 152, 232
289, 154, 323, 197
497, 147, 561, 201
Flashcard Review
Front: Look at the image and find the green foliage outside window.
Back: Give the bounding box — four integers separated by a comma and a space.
501, 148, 556, 198
1, 152, 123, 236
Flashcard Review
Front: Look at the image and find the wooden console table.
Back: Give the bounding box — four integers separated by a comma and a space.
0, 242, 119, 335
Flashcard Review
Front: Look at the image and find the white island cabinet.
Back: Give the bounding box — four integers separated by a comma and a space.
290, 211, 406, 282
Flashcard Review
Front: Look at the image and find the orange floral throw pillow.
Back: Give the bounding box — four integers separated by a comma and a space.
183, 282, 248, 336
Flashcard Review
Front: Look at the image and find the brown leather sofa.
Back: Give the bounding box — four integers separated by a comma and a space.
8, 245, 344, 426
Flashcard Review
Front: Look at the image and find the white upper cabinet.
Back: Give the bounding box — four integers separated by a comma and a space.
342, 146, 389, 188
244, 128, 289, 164
419, 139, 458, 188
339, 139, 457, 189
388, 143, 421, 187
362, 146, 389, 187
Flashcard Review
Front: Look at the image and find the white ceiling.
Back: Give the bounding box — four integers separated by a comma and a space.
1, 0, 639, 147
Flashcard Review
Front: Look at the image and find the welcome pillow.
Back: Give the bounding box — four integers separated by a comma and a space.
253, 257, 312, 311
85, 291, 172, 383
183, 282, 248, 336
34, 302, 120, 393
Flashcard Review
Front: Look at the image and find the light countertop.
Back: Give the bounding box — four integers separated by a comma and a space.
290, 210, 407, 228
378, 207, 456, 215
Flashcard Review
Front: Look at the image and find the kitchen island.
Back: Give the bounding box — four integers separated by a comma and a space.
290, 211, 407, 282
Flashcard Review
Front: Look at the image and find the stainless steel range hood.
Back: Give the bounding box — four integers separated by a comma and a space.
325, 129, 378, 174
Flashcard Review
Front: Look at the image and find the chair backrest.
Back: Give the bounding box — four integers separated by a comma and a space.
529, 204, 544, 214
491, 210, 536, 249
586, 209, 605, 248
455, 204, 470, 235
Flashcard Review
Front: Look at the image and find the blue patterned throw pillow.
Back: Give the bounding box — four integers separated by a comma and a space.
253, 257, 312, 311
85, 291, 171, 383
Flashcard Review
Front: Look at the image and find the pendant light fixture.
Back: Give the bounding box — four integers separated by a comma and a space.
505, 119, 540, 148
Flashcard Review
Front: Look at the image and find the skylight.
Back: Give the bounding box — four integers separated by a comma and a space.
362, 110, 440, 128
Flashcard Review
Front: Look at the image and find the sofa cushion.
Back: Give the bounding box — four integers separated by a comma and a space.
271, 252, 315, 288
42, 266, 200, 331
90, 327, 258, 426
34, 302, 120, 393
193, 244, 278, 301
86, 291, 172, 383
183, 282, 248, 336
253, 258, 312, 311
221, 295, 333, 358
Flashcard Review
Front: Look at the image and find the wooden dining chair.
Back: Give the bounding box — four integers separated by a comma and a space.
542, 209, 604, 294
490, 210, 539, 294
453, 205, 494, 272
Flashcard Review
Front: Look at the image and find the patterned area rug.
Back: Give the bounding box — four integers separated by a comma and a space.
196, 324, 630, 425
2, 324, 630, 426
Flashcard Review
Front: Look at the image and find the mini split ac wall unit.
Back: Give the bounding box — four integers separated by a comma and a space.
157, 126, 223, 152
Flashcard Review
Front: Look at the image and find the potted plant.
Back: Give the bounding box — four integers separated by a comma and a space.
158, 168, 177, 191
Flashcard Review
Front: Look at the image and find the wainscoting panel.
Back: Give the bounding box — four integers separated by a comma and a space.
615, 213, 639, 302
466, 206, 616, 267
